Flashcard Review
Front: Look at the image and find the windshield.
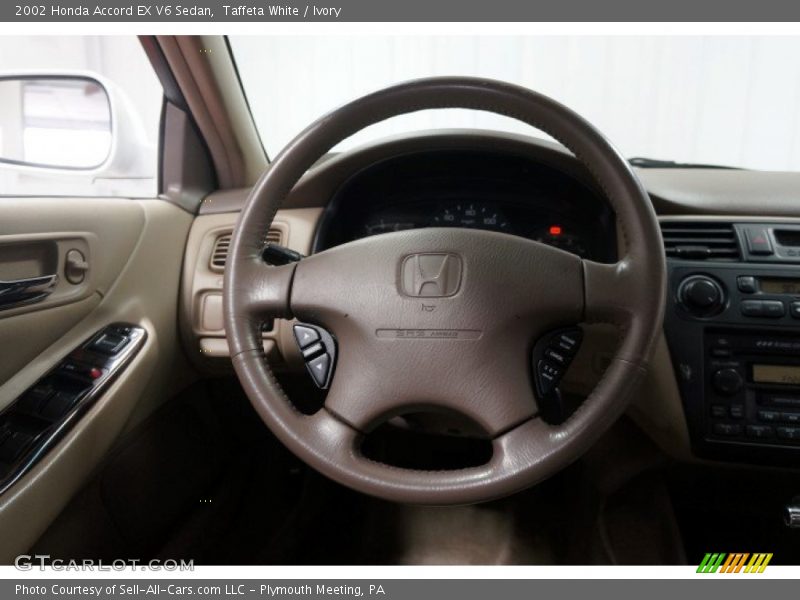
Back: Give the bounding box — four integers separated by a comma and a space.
230, 36, 800, 171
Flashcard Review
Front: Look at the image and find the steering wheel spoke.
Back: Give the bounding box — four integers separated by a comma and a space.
237, 260, 296, 319
322, 326, 541, 436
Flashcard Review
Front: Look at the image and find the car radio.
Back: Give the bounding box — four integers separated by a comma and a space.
663, 220, 800, 463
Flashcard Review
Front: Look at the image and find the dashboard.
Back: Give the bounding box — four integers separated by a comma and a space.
313, 150, 617, 262
184, 129, 800, 474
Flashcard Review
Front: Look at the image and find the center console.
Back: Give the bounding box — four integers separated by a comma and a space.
664, 220, 800, 464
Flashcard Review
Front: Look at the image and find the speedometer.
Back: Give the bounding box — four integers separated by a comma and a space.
432, 202, 510, 232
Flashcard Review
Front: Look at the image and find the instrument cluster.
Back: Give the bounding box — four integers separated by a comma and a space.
313, 150, 617, 263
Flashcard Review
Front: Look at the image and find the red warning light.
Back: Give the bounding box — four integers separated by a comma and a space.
549, 225, 563, 236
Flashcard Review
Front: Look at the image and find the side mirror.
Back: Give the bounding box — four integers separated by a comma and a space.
0, 73, 155, 193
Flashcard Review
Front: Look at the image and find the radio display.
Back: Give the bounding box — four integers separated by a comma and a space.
753, 364, 800, 385
760, 278, 800, 294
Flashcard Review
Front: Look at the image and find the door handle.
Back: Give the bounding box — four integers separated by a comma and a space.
0, 274, 59, 310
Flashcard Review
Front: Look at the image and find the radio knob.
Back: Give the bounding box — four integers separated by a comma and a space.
679, 275, 725, 315
713, 368, 744, 395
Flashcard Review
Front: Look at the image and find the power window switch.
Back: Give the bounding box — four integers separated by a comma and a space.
16, 383, 54, 415
0, 431, 35, 463
89, 331, 130, 356
40, 390, 81, 421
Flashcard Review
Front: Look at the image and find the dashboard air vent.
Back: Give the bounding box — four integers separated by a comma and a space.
210, 228, 283, 271
660, 221, 740, 261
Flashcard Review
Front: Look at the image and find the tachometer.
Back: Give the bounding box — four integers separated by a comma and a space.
432, 202, 510, 232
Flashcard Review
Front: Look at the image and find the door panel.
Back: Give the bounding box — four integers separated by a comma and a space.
0, 196, 194, 561
0, 198, 144, 387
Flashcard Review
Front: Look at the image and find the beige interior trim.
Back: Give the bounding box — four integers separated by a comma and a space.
199, 35, 268, 184
157, 35, 246, 189
0, 199, 196, 562
0, 198, 144, 389
179, 207, 322, 367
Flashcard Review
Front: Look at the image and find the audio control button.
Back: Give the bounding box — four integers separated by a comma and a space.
711, 405, 727, 418
763, 300, 786, 318
746, 425, 773, 439
791, 302, 800, 319
679, 275, 725, 316
737, 276, 757, 293
713, 368, 744, 396
683, 278, 721, 308
782, 412, 800, 425
777, 426, 800, 441
759, 410, 780, 423
713, 423, 743, 436
741, 300, 763, 317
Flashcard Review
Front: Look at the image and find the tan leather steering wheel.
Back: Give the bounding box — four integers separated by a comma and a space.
223, 77, 666, 505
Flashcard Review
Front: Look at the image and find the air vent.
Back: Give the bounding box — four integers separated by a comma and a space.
209, 228, 283, 271
266, 228, 282, 245
660, 221, 740, 261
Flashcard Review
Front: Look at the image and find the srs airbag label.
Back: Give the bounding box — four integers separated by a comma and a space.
376, 329, 481, 339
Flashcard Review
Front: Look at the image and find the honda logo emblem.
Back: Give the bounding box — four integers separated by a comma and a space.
400, 253, 462, 297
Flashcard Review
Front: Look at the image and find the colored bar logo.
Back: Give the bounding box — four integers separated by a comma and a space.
697, 552, 773, 573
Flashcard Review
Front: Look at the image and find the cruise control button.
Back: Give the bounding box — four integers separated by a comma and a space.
544, 348, 569, 366
537, 360, 562, 396
554, 331, 580, 354
307, 353, 331, 388
293, 325, 320, 349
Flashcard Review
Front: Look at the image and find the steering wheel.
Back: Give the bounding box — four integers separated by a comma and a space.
223, 77, 666, 505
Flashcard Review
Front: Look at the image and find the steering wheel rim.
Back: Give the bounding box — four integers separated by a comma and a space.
223, 77, 666, 505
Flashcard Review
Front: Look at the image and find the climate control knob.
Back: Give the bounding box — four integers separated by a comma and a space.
679, 275, 725, 316
712, 368, 744, 396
